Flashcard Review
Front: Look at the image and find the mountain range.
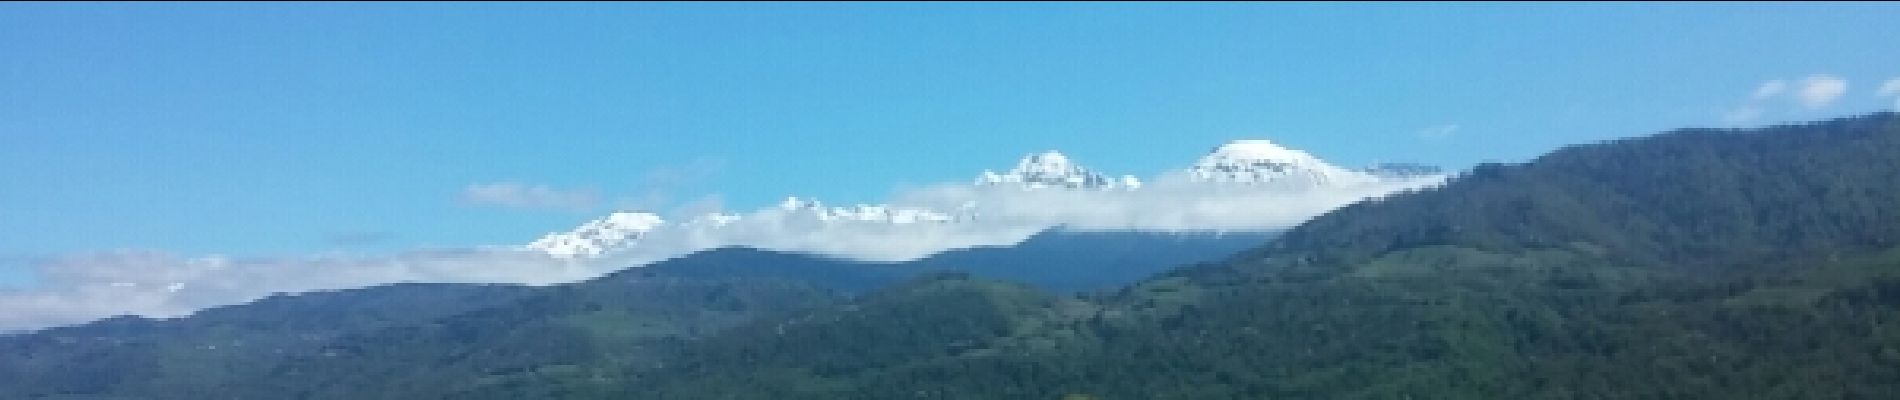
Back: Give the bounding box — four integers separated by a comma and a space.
526, 139, 1443, 260
8, 114, 1900, 398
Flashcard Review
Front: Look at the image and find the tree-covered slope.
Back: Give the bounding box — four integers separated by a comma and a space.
0, 283, 539, 399
1261, 114, 1900, 271
0, 231, 1262, 399
908, 231, 1271, 293
625, 113, 1900, 399
633, 272, 1092, 399
0, 250, 854, 399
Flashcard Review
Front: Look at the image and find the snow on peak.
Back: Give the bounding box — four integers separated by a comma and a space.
976, 150, 1140, 190
525, 211, 665, 259
1018, 151, 1075, 175
1208, 140, 1317, 162
1185, 139, 1376, 186
772, 196, 958, 224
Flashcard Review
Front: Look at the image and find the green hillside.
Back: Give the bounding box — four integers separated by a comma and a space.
627, 114, 1900, 399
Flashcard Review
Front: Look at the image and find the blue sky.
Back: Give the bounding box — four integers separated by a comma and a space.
5, 2, 1900, 264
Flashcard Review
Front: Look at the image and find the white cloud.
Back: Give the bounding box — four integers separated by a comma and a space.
1795, 75, 1848, 109
1417, 124, 1460, 140
1725, 79, 1784, 125
633, 216, 1046, 263
0, 248, 584, 331
1721, 105, 1765, 126
4, 159, 1451, 332
563, 178, 1449, 269
900, 179, 1442, 233
461, 182, 600, 212
1751, 80, 1788, 101
1723, 75, 1849, 125
1879, 78, 1900, 111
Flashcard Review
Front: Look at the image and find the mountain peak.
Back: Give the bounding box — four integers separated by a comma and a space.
524, 211, 665, 259
1019, 150, 1075, 173
976, 151, 1140, 190
1204, 139, 1325, 166
1186, 139, 1373, 186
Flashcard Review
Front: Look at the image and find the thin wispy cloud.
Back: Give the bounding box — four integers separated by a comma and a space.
1417, 124, 1460, 140
0, 249, 579, 332
1721, 107, 1765, 125
461, 182, 601, 212
615, 157, 727, 211
1796, 75, 1849, 109
1752, 80, 1789, 100
669, 193, 728, 217
1725, 80, 1781, 125
1879, 77, 1900, 110
324, 231, 395, 247
1724, 75, 1850, 125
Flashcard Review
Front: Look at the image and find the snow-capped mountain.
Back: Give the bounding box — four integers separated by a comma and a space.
1180, 139, 1379, 187
525, 140, 1442, 260
976, 151, 1141, 190
526, 199, 964, 260
526, 211, 665, 259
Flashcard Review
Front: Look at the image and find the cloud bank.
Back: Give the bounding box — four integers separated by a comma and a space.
4, 167, 1448, 332
0, 249, 577, 331
897, 178, 1443, 233
1796, 75, 1848, 109
583, 175, 1447, 264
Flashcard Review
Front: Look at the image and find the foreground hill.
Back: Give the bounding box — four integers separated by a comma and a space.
0, 230, 1262, 399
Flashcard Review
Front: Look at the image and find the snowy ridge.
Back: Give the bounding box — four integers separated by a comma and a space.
525, 198, 962, 260
772, 197, 962, 224
525, 140, 1443, 260
525, 211, 665, 259
976, 151, 1141, 190
1182, 140, 1378, 187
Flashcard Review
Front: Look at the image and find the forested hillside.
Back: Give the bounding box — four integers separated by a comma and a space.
621, 114, 1900, 399
0, 231, 1259, 399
